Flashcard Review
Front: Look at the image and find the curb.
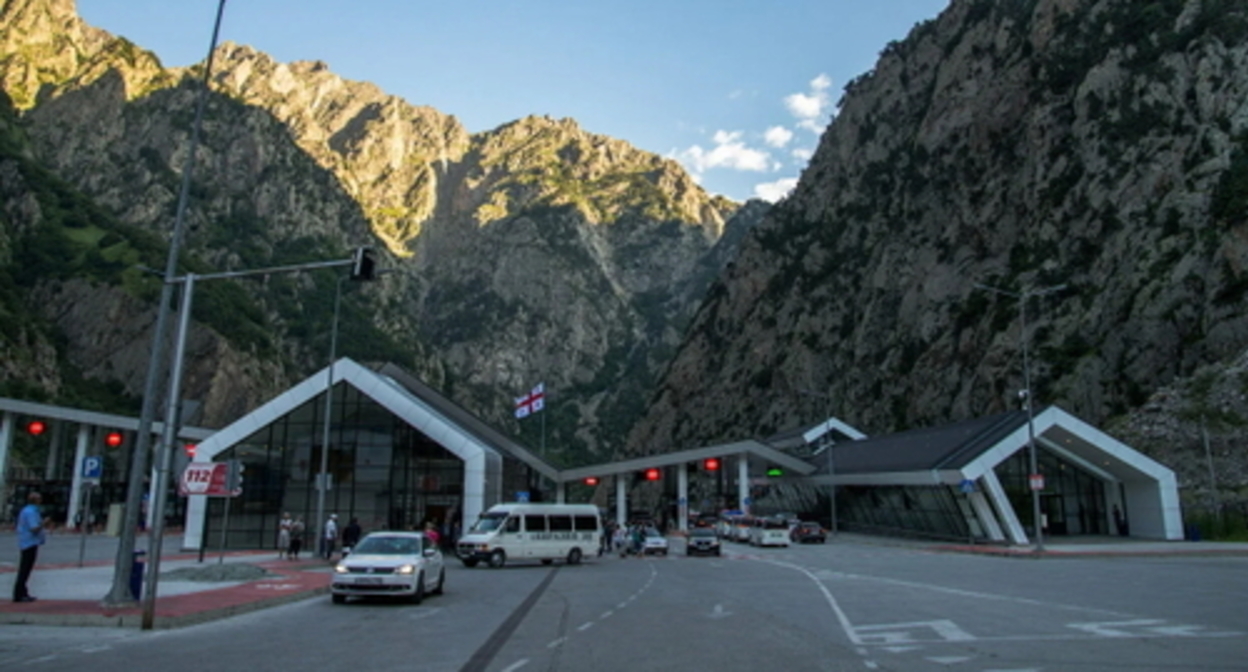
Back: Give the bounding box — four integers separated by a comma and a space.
0, 586, 329, 629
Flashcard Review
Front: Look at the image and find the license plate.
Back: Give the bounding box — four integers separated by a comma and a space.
354, 577, 383, 585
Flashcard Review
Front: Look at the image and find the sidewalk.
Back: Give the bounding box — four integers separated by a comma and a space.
836, 531, 1248, 558
0, 532, 333, 628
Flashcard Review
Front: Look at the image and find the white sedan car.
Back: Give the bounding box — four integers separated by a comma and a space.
331, 531, 445, 604
642, 527, 669, 555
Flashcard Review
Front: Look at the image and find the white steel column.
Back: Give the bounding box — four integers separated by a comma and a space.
0, 412, 13, 509
981, 468, 1028, 545
968, 489, 1006, 542
556, 481, 566, 504
616, 476, 627, 527
677, 463, 688, 532
67, 425, 90, 529
44, 419, 64, 480
738, 454, 750, 515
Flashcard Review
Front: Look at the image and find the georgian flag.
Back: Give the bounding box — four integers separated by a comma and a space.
514, 383, 545, 419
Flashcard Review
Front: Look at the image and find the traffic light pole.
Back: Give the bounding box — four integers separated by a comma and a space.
131, 256, 360, 628
141, 273, 196, 629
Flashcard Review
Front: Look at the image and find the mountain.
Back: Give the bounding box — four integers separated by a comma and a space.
624, 0, 1248, 497
0, 0, 758, 464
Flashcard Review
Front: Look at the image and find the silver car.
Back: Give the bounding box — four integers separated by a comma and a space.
331, 531, 445, 604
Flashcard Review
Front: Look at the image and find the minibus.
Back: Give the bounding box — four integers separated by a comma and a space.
456, 503, 601, 568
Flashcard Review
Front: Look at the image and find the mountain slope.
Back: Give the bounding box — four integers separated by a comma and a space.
0, 0, 756, 463
625, 0, 1248, 488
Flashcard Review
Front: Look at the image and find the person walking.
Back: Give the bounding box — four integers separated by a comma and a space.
323, 514, 339, 560
342, 517, 362, 553
278, 512, 293, 559
13, 492, 49, 603
289, 516, 305, 560
423, 521, 441, 548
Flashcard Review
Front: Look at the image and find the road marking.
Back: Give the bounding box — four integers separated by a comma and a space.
577, 621, 594, 632
854, 620, 975, 645
600, 610, 614, 619
763, 559, 863, 645
709, 604, 732, 619
499, 660, 529, 672
1068, 619, 1241, 638
547, 637, 566, 649
28, 655, 59, 665
927, 655, 974, 664
825, 569, 1129, 617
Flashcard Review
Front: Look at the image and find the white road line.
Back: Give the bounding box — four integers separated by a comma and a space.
600, 610, 614, 619
499, 659, 529, 672
577, 621, 595, 632
827, 569, 1131, 617
617, 602, 628, 609
547, 637, 566, 649
28, 655, 59, 665
765, 559, 863, 645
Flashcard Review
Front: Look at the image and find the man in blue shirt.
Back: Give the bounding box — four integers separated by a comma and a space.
14, 491, 48, 603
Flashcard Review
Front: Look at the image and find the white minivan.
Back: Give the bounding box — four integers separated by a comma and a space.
457, 503, 601, 568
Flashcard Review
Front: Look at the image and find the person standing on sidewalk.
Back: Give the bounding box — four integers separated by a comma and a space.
13, 492, 49, 603
322, 514, 339, 560
289, 516, 305, 559
278, 512, 293, 559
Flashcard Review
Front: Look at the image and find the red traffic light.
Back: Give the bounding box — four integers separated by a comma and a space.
644, 468, 661, 481
104, 431, 123, 447
184, 443, 198, 459
584, 476, 599, 486
26, 420, 46, 436
703, 458, 720, 471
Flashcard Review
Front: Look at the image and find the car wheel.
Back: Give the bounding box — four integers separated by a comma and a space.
431, 569, 445, 596
541, 558, 553, 565
567, 547, 583, 565
462, 558, 479, 568
488, 549, 506, 569
410, 572, 425, 604
332, 594, 346, 604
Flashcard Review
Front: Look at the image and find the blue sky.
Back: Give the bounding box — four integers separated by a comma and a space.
77, 0, 950, 204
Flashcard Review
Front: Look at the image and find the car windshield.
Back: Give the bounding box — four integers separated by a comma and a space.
470, 513, 507, 533
644, 527, 663, 537
691, 528, 716, 537
353, 535, 420, 555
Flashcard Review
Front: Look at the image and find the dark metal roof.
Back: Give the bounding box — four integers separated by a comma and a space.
374, 363, 559, 478
819, 411, 1031, 475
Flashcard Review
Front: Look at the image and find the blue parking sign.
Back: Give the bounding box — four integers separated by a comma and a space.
82, 456, 103, 479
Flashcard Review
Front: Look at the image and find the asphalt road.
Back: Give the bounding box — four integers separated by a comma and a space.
2, 536, 1245, 671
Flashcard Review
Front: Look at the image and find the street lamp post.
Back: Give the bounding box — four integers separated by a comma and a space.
315, 274, 347, 562
800, 388, 837, 537
975, 282, 1066, 552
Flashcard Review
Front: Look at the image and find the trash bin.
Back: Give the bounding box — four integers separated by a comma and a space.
130, 550, 146, 600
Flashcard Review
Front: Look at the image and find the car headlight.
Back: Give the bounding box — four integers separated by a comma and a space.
396, 564, 416, 575
334, 564, 348, 574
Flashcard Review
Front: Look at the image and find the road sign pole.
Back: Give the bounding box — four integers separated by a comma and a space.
77, 484, 93, 567
218, 497, 231, 565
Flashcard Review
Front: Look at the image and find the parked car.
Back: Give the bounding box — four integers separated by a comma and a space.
331, 531, 445, 604
791, 521, 828, 544
642, 527, 669, 555
686, 526, 721, 556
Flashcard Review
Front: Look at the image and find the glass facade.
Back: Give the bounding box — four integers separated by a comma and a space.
837, 484, 976, 540
205, 383, 465, 550
995, 446, 1107, 536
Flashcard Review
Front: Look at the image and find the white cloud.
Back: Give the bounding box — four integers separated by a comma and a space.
676, 130, 771, 174
753, 177, 798, 203
791, 147, 814, 161
764, 126, 793, 148
784, 73, 834, 132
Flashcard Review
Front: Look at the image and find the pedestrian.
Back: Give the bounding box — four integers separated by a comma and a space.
342, 517, 362, 553
423, 521, 441, 548
278, 512, 293, 559
1113, 505, 1128, 537
613, 524, 628, 556
323, 514, 339, 560
13, 492, 49, 603
630, 523, 645, 557
289, 516, 305, 560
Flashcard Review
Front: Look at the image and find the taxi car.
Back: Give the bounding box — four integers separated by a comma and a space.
331, 531, 445, 604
